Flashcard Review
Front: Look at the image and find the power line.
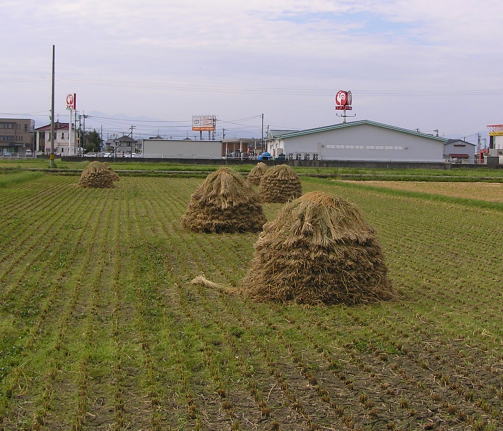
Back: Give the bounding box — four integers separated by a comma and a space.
87, 114, 190, 123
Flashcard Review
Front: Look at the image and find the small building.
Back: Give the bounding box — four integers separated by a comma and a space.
35, 122, 78, 155
0, 118, 35, 156
267, 120, 448, 163
142, 138, 222, 159
443, 139, 476, 164
106, 135, 140, 156
223, 138, 263, 158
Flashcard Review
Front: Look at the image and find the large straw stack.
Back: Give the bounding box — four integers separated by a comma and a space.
182, 168, 266, 233
242, 191, 393, 305
259, 164, 302, 203
247, 162, 268, 186
78, 161, 119, 188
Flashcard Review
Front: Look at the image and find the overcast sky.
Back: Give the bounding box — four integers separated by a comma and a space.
1, 0, 502, 140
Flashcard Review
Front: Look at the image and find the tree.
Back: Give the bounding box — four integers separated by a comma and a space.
83, 130, 102, 153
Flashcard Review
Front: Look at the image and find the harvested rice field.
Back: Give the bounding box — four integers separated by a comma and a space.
348, 181, 503, 203
0, 174, 502, 431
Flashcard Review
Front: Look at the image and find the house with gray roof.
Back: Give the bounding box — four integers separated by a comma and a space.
443, 139, 476, 163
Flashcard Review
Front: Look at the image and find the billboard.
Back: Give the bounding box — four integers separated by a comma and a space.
487, 124, 503, 136
192, 115, 216, 132
66, 93, 76, 110
335, 90, 352, 108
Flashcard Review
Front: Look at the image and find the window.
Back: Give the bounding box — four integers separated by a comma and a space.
325, 144, 406, 151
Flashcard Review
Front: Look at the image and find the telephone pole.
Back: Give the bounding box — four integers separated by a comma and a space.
82, 114, 88, 152
261, 113, 264, 152
129, 125, 136, 157
49, 45, 56, 168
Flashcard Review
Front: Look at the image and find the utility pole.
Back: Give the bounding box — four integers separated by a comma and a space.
76, 113, 81, 155
49, 45, 56, 168
81, 114, 88, 153
261, 113, 264, 152
129, 125, 136, 157
222, 128, 227, 158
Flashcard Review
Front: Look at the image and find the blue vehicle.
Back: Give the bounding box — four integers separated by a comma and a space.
257, 151, 271, 161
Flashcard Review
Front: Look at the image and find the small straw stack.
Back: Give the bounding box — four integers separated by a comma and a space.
182, 168, 266, 233
78, 161, 119, 188
247, 162, 268, 186
259, 164, 302, 203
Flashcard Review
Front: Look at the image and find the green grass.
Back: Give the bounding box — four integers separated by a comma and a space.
0, 175, 501, 430
1, 158, 503, 181
0, 171, 44, 188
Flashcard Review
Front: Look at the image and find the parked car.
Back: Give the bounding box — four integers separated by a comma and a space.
257, 151, 271, 161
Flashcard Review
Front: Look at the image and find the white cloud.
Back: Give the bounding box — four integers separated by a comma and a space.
0, 0, 502, 137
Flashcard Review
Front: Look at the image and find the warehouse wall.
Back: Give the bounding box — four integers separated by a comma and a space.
142, 139, 222, 159
276, 124, 445, 162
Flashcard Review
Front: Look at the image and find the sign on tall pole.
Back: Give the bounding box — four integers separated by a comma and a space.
192, 115, 216, 140
335, 90, 356, 123
49, 45, 56, 168
66, 93, 76, 155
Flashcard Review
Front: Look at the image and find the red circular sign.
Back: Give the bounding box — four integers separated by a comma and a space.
66, 94, 75, 109
335, 90, 347, 106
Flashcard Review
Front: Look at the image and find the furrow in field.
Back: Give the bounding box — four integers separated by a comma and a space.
106, 189, 155, 431
38, 190, 114, 431
0, 181, 93, 309
0, 176, 62, 217
129, 180, 211, 430
0, 181, 88, 294
0, 184, 110, 429
0, 178, 71, 247
0, 181, 103, 417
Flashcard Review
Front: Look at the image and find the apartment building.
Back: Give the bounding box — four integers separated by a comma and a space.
0, 118, 35, 156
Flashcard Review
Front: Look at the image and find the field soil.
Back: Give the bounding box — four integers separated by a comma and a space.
0, 174, 502, 431
349, 180, 503, 202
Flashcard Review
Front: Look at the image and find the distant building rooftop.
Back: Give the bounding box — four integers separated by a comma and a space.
35, 122, 70, 131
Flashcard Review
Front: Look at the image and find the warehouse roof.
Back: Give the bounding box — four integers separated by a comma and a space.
273, 120, 448, 143
268, 129, 298, 138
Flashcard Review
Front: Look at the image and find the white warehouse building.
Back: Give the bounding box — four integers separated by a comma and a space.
267, 120, 451, 162
142, 138, 222, 159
